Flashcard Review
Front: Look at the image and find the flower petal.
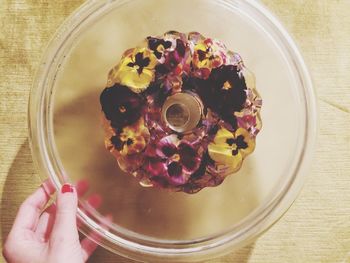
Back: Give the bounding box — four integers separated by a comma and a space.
208, 143, 243, 169
113, 118, 150, 156
113, 48, 158, 93
116, 154, 144, 173
144, 157, 167, 177
235, 128, 255, 157
160, 142, 177, 158
100, 84, 144, 129
213, 127, 234, 145
117, 66, 154, 93
168, 162, 183, 177
167, 162, 187, 185
156, 135, 179, 158
178, 143, 200, 172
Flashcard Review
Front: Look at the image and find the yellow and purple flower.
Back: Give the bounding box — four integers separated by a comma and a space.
192, 38, 227, 79
108, 47, 158, 93
107, 118, 150, 156
208, 127, 255, 171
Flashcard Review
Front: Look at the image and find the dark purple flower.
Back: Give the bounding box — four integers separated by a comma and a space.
100, 84, 145, 129
193, 65, 247, 129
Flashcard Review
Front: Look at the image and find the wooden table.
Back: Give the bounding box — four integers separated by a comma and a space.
1, 1, 349, 262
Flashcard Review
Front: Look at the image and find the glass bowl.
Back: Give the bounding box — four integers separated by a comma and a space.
29, 0, 317, 262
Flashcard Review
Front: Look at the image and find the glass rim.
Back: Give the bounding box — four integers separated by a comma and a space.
28, 0, 317, 261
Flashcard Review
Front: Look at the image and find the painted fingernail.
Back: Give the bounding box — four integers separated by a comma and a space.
61, 183, 74, 194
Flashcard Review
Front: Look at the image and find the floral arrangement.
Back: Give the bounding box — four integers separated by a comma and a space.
100, 31, 262, 193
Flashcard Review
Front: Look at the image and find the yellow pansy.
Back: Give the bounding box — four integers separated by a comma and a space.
208, 127, 255, 170
108, 48, 158, 93
107, 118, 150, 156
192, 40, 224, 70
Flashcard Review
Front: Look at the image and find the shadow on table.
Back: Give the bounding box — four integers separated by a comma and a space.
0, 140, 38, 244
88, 243, 255, 263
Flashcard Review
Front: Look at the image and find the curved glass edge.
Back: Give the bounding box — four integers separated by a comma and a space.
28, 0, 318, 261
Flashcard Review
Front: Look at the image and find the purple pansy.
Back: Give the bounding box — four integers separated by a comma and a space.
143, 135, 201, 186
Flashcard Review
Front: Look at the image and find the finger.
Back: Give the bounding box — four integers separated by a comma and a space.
12, 179, 56, 233
81, 215, 113, 262
35, 203, 56, 242
50, 184, 79, 244
36, 180, 88, 241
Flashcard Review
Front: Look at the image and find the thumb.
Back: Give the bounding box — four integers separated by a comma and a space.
50, 183, 79, 244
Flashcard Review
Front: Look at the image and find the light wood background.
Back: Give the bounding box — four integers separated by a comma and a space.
0, 0, 349, 262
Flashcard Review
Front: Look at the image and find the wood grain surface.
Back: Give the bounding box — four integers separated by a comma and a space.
0, 0, 349, 262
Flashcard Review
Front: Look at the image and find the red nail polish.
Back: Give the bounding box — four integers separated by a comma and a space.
61, 184, 74, 194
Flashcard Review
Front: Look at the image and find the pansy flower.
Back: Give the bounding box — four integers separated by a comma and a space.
143, 135, 201, 186
108, 47, 158, 93
194, 65, 247, 129
114, 154, 144, 174
100, 84, 145, 130
148, 31, 187, 60
188, 32, 205, 46
108, 118, 150, 156
149, 32, 192, 82
192, 38, 227, 79
147, 37, 172, 61
208, 127, 255, 171
142, 156, 168, 187
155, 39, 188, 75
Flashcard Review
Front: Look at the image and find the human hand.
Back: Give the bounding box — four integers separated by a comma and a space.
2, 179, 98, 263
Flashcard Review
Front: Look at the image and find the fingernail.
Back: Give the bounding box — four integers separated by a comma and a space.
61, 183, 74, 194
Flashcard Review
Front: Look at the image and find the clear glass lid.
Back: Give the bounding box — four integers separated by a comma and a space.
29, 0, 317, 261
